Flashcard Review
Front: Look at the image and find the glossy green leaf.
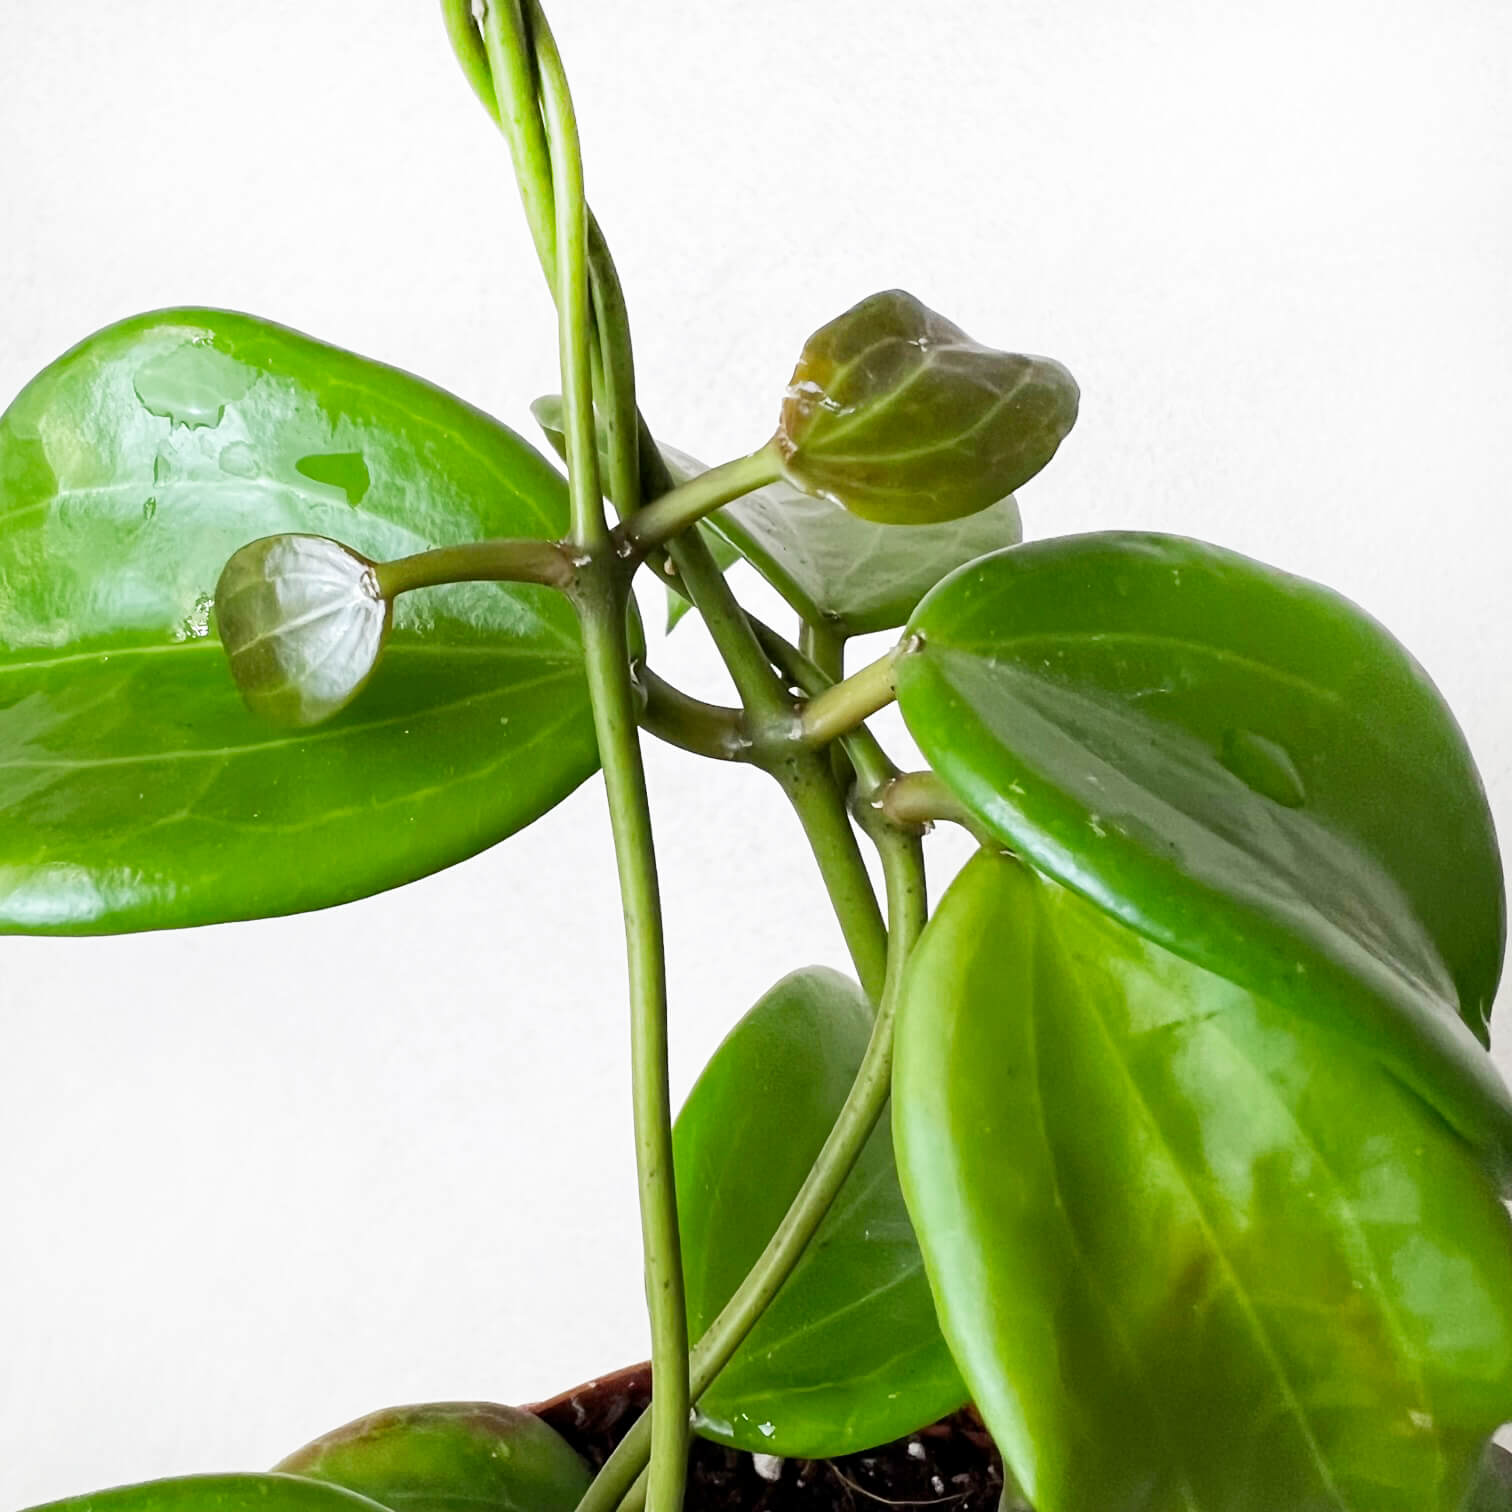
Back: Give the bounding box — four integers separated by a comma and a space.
21, 1473, 392, 1512
895, 851, 1512, 1512
274, 1401, 592, 1512
675, 966, 964, 1457
216, 534, 391, 727
533, 396, 1022, 636
897, 532, 1511, 1166
775, 290, 1077, 524
0, 309, 597, 933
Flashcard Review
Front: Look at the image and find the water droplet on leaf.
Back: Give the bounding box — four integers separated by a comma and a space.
132, 342, 252, 429
219, 441, 259, 477
296, 451, 371, 507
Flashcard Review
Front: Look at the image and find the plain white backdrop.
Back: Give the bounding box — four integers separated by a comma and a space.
2, 1, 1510, 1505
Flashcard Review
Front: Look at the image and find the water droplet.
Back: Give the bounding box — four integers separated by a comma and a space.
1219, 728, 1307, 808
132, 342, 252, 429
153, 454, 171, 484
690, 1408, 734, 1439
142, 497, 158, 520
296, 451, 371, 507
757, 1421, 776, 1439
173, 592, 214, 642
219, 441, 259, 478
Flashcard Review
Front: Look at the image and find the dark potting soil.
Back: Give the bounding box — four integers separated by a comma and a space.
534, 1367, 1013, 1512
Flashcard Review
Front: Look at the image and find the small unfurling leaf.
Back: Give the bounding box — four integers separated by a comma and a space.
215, 533, 391, 727
776, 290, 1077, 524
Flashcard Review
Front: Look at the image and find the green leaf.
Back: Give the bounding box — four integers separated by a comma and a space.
775, 290, 1077, 525
215, 534, 391, 727
532, 398, 1024, 637
894, 851, 1512, 1512
0, 309, 598, 934
675, 966, 964, 1457
21, 1474, 393, 1512
274, 1401, 593, 1512
896, 532, 1511, 1166
708, 481, 1022, 638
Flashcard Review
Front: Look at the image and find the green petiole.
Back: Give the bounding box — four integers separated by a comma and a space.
612, 443, 783, 557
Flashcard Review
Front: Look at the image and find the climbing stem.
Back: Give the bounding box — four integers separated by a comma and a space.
774, 757, 888, 1001
531, 12, 689, 1512
577, 813, 929, 1512
450, 4, 887, 1009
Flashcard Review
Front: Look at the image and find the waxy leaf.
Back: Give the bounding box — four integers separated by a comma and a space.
216, 534, 391, 727
533, 396, 1022, 637
896, 533, 1511, 1166
275, 1401, 592, 1512
707, 482, 1022, 639
676, 967, 964, 1456
22, 1473, 392, 1512
775, 290, 1077, 525
0, 310, 597, 933
894, 852, 1512, 1512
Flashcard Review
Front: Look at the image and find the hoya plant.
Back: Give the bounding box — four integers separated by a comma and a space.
4, 5, 1510, 1512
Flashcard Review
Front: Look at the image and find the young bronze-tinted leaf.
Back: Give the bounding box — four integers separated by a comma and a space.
21, 1474, 392, 1512
676, 967, 964, 1457
0, 310, 596, 934
896, 533, 1511, 1167
274, 1401, 592, 1512
533, 399, 1024, 637
776, 290, 1077, 525
894, 852, 1512, 1512
216, 534, 391, 727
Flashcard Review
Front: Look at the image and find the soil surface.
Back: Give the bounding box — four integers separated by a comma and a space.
533, 1366, 1015, 1512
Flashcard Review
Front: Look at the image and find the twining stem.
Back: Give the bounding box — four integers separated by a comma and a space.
531, 12, 689, 1512
576, 816, 930, 1512
796, 642, 908, 748
775, 760, 888, 1001
613, 442, 782, 556
451, 3, 889, 1005
372, 538, 577, 598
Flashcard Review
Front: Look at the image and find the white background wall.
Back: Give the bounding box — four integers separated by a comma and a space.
1, 1, 1510, 1505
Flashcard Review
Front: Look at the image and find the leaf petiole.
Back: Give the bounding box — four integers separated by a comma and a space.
874, 770, 997, 845
795, 640, 911, 748
371, 539, 579, 598
612, 442, 783, 558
